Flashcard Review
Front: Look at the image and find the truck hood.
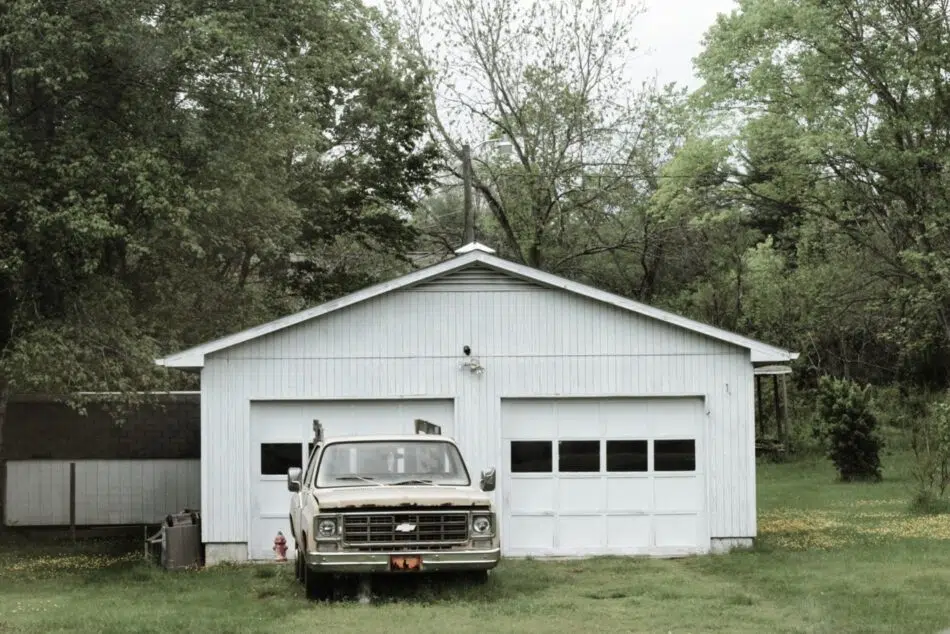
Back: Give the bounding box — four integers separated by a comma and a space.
314, 486, 492, 510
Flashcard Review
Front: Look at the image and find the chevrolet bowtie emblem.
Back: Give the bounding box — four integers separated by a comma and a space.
395, 522, 417, 533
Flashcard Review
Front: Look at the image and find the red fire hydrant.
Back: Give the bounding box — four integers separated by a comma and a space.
273, 531, 288, 562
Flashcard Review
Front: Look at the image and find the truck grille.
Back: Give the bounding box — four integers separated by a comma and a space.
342, 512, 469, 547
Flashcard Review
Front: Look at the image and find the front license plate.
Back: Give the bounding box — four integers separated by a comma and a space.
390, 555, 422, 571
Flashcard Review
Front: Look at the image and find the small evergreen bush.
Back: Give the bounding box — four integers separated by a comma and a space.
814, 376, 883, 482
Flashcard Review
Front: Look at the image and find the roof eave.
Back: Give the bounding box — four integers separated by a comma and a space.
158, 349, 800, 371
155, 353, 205, 370
750, 348, 799, 364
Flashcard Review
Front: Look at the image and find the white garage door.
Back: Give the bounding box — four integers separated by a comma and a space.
501, 397, 708, 557
249, 399, 455, 560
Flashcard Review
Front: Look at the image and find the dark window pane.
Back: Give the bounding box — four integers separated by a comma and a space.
654, 439, 696, 472
606, 440, 648, 472
559, 440, 600, 472
261, 443, 303, 475
511, 441, 552, 473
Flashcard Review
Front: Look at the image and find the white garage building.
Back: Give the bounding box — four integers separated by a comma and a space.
156, 242, 797, 565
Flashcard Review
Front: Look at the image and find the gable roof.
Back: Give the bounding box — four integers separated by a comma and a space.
155, 243, 798, 369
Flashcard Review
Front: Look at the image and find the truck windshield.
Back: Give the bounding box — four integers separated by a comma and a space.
315, 440, 471, 488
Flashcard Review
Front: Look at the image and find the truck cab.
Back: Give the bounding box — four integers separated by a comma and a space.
287, 419, 500, 601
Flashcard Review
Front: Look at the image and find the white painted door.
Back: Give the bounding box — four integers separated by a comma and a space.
248, 399, 455, 561
501, 397, 708, 557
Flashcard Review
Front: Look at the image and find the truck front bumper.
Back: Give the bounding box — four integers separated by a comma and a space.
304, 548, 501, 573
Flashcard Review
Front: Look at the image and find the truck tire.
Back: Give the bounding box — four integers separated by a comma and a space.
303, 564, 333, 601
295, 544, 304, 582
463, 570, 489, 585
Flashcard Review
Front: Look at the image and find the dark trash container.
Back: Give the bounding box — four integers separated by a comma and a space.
147, 509, 201, 570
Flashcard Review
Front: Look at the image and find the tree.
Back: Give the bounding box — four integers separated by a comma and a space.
391, 0, 693, 291
910, 394, 950, 511
0, 0, 439, 519
686, 0, 950, 387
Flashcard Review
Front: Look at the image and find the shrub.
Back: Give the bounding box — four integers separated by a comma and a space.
785, 386, 825, 457
909, 395, 950, 512
909, 490, 950, 515
814, 376, 883, 482
872, 385, 933, 453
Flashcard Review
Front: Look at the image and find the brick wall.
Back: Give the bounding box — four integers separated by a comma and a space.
1, 394, 200, 460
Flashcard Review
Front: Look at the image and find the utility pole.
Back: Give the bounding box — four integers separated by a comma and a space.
462, 143, 474, 244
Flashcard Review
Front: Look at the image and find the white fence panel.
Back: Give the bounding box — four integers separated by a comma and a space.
4, 461, 71, 526
4, 459, 200, 526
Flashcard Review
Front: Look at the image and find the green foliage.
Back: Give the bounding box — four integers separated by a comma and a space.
908, 394, 950, 512
778, 384, 825, 457
0, 0, 439, 406
909, 490, 950, 516
815, 376, 883, 482
684, 0, 950, 388
398, 0, 703, 300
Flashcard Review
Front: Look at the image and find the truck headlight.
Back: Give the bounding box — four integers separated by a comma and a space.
472, 515, 491, 534
317, 518, 337, 537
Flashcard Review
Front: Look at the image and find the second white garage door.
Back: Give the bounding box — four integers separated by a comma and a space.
501, 397, 708, 557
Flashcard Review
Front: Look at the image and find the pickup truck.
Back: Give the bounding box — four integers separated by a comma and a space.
287, 419, 500, 601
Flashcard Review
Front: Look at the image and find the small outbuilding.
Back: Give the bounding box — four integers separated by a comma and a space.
156, 242, 797, 564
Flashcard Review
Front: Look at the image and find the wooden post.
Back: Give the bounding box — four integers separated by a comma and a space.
780, 374, 790, 447
755, 375, 763, 436
462, 143, 474, 244
772, 375, 782, 443
69, 462, 76, 541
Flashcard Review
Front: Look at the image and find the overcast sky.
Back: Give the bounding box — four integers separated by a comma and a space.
627, 0, 738, 89
372, 0, 740, 90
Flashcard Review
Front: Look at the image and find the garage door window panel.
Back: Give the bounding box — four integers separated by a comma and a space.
606, 440, 648, 472
260, 443, 303, 476
654, 439, 696, 472
558, 440, 600, 473
511, 441, 553, 473
509, 440, 557, 515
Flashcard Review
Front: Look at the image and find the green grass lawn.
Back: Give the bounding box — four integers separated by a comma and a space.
2, 451, 949, 634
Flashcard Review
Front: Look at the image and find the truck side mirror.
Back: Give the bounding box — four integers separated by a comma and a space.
479, 468, 496, 492
287, 467, 302, 492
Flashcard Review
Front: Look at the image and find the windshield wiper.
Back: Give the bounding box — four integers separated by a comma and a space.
333, 475, 383, 486
391, 478, 436, 486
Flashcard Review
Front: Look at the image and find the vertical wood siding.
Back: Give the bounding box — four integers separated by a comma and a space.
202, 266, 757, 544
4, 460, 200, 526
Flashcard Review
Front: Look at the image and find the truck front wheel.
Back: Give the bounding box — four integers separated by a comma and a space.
295, 544, 304, 582
462, 570, 489, 585
303, 564, 334, 601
